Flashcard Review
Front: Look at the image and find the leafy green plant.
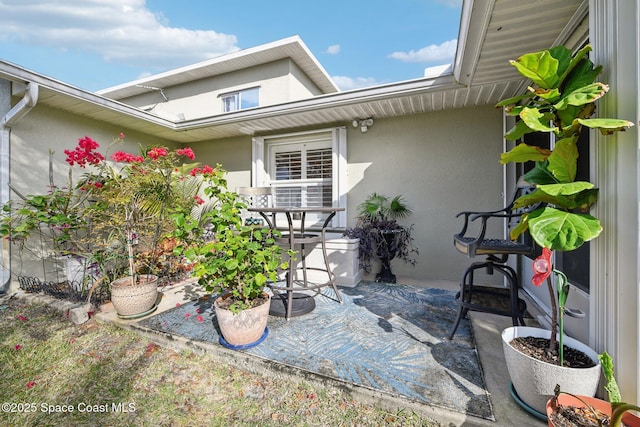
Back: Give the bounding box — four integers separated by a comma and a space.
1, 134, 207, 288
344, 193, 417, 283
497, 44, 634, 363
173, 166, 290, 313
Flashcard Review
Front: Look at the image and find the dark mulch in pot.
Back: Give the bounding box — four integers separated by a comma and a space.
509, 336, 597, 368
548, 405, 612, 427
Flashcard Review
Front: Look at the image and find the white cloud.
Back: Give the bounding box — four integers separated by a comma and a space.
325, 44, 341, 55
0, 0, 239, 69
388, 39, 457, 63
332, 76, 380, 91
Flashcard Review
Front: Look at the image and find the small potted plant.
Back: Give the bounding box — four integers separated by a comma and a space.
173, 166, 291, 348
344, 193, 418, 283
547, 353, 640, 426
496, 44, 634, 414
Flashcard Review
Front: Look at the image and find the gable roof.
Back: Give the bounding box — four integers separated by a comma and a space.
96, 35, 339, 100
0, 0, 586, 143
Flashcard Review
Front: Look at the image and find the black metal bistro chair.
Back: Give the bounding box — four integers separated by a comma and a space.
448, 178, 538, 339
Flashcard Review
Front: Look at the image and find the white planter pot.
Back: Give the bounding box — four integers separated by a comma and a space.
502, 326, 601, 415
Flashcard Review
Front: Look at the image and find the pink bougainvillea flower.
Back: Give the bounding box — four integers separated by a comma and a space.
176, 147, 196, 160
532, 247, 552, 286
195, 308, 201, 314
64, 136, 105, 167
185, 312, 191, 318
197, 315, 204, 323
147, 147, 168, 160
194, 195, 205, 205
202, 165, 214, 174
15, 344, 22, 351
119, 132, 125, 139
16, 315, 27, 322
175, 303, 181, 307
111, 151, 144, 163
189, 166, 202, 176
26, 381, 36, 389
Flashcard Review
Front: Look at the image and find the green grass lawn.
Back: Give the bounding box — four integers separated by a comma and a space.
0, 295, 439, 426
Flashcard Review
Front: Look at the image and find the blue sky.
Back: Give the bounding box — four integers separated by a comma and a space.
0, 0, 462, 92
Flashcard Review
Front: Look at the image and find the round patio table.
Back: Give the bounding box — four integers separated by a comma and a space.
247, 206, 344, 320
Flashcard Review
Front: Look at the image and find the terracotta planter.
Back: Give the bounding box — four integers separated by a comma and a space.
109, 275, 159, 317
547, 394, 640, 427
214, 292, 270, 347
502, 326, 601, 415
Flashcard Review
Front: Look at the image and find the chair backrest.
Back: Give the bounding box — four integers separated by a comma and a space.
453, 177, 538, 259
236, 187, 273, 226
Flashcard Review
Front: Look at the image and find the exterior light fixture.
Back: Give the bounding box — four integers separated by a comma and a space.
352, 118, 374, 133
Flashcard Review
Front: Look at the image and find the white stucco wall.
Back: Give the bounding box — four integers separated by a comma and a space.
188, 105, 505, 284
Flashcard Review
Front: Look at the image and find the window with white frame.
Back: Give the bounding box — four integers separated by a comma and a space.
221, 87, 259, 112
252, 128, 347, 228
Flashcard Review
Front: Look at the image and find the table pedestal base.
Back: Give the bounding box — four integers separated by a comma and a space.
269, 292, 316, 318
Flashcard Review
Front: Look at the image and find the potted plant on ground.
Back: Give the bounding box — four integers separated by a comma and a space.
547, 352, 640, 426
173, 166, 291, 348
344, 193, 418, 283
496, 44, 634, 414
64, 134, 203, 317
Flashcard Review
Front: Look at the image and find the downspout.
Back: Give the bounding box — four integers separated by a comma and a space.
1, 81, 39, 293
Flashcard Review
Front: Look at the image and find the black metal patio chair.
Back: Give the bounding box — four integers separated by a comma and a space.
448, 177, 539, 339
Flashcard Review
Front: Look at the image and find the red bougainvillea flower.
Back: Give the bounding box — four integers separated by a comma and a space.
64, 136, 105, 167
532, 247, 553, 286
185, 312, 191, 318
197, 315, 204, 323
16, 315, 27, 321
202, 165, 214, 175
119, 132, 125, 139
147, 147, 168, 160
176, 147, 196, 160
111, 151, 144, 163
194, 195, 205, 205
26, 381, 36, 389
15, 344, 22, 351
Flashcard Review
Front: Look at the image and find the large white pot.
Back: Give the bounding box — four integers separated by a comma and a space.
502, 326, 601, 415
110, 275, 158, 317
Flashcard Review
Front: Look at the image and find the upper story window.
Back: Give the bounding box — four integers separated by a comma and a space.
221, 87, 260, 112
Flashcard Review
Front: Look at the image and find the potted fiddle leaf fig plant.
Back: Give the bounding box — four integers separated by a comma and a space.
173, 166, 291, 349
344, 193, 418, 283
496, 44, 634, 415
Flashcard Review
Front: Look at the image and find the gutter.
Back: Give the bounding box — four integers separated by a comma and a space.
1, 81, 39, 292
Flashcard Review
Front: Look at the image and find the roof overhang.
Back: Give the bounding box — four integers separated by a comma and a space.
96, 36, 339, 99
0, 0, 588, 143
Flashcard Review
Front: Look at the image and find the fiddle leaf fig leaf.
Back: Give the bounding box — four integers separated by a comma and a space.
500, 143, 551, 164
509, 213, 530, 241
510, 50, 562, 89
520, 107, 558, 133
537, 181, 594, 196
523, 161, 558, 185
547, 136, 578, 183
504, 119, 535, 140
554, 83, 609, 110
528, 207, 602, 251
513, 190, 576, 210
577, 118, 635, 135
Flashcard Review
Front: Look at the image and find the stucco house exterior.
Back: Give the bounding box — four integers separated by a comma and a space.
1, 0, 638, 405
